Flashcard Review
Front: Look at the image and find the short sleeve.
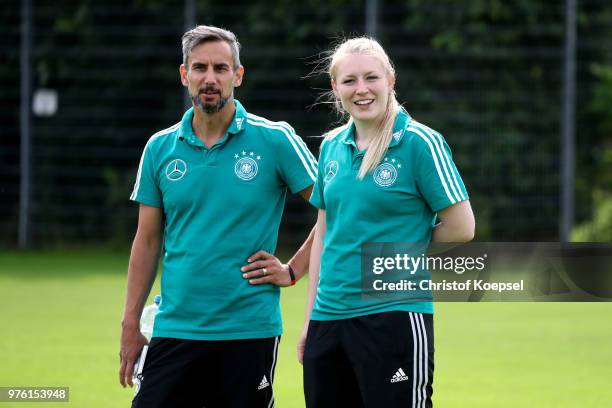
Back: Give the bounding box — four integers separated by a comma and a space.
309, 139, 327, 209
275, 124, 318, 194
412, 129, 469, 212
130, 141, 162, 208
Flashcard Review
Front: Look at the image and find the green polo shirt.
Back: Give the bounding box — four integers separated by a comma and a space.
130, 100, 317, 340
310, 108, 469, 321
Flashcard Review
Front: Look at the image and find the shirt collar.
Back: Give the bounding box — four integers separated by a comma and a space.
337, 107, 413, 149
337, 121, 358, 149
177, 99, 248, 147
227, 99, 248, 135
389, 107, 412, 147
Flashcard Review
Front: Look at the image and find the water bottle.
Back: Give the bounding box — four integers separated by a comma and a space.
140, 294, 161, 341
133, 295, 161, 385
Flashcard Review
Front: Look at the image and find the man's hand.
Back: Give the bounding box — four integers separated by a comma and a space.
241, 250, 292, 287
119, 324, 148, 387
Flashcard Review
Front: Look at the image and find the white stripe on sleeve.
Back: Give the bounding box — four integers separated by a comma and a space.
411, 122, 463, 202
247, 116, 317, 181
408, 126, 456, 205
413, 122, 465, 201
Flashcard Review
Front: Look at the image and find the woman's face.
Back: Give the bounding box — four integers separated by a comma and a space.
332, 53, 394, 123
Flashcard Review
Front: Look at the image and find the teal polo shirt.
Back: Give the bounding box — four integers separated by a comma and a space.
310, 108, 469, 321
130, 100, 317, 340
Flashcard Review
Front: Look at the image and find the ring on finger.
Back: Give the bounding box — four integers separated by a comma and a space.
262, 268, 267, 276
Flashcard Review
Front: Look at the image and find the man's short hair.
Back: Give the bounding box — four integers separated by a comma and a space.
181, 25, 241, 69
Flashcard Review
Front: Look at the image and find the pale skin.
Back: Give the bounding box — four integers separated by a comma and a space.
119, 39, 315, 387
297, 52, 475, 363
297, 209, 325, 363
331, 53, 396, 151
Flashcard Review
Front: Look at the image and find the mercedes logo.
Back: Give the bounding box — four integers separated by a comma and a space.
324, 161, 339, 182
165, 159, 187, 181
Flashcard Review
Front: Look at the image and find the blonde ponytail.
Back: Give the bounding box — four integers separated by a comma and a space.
357, 97, 400, 179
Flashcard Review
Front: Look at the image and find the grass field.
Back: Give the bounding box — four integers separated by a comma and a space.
1, 248, 611, 407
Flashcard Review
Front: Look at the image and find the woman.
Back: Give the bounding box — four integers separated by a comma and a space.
299, 38, 475, 408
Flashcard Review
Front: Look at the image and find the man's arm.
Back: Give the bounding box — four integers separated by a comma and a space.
119, 204, 163, 387
241, 185, 314, 286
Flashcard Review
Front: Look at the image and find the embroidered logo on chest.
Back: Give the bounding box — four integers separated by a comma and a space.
165, 159, 187, 181
373, 157, 401, 187
234, 150, 262, 181
324, 161, 339, 183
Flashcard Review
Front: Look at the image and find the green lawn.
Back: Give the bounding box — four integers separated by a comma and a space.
1, 249, 611, 407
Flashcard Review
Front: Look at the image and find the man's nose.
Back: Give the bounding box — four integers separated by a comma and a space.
203, 67, 217, 84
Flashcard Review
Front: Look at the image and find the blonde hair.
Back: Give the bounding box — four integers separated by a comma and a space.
324, 37, 400, 179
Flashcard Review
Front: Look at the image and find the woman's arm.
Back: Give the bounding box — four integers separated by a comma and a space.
432, 200, 475, 243
297, 209, 326, 363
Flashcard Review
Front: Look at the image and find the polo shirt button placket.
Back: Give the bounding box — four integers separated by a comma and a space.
351, 152, 363, 171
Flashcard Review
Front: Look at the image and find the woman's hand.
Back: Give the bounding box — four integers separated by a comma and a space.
297, 323, 309, 364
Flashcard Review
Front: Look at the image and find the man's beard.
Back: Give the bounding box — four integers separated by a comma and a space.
192, 89, 230, 113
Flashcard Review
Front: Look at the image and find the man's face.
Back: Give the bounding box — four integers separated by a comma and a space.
180, 41, 244, 113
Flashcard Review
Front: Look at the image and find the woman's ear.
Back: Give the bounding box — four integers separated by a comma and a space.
388, 73, 396, 92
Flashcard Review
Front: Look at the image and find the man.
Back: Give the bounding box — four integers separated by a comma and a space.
119, 25, 317, 407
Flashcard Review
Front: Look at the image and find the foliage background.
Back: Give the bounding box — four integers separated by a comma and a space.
1, 0, 611, 247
